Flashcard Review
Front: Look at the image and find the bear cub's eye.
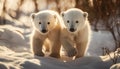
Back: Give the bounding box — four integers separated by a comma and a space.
76, 21, 79, 23
39, 22, 41, 24
47, 22, 50, 25
67, 20, 69, 23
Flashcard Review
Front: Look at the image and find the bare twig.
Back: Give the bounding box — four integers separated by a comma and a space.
103, 47, 120, 64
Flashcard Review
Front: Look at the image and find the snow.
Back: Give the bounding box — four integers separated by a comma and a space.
0, 25, 119, 69
87, 31, 115, 56
0, 45, 116, 69
110, 63, 120, 69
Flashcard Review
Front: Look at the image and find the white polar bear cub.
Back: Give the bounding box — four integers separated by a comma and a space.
61, 8, 91, 59
30, 10, 62, 58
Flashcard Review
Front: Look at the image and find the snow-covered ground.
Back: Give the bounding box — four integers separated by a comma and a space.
0, 24, 119, 69
87, 31, 115, 56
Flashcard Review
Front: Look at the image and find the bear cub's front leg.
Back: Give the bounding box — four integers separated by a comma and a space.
61, 39, 77, 57
31, 36, 44, 56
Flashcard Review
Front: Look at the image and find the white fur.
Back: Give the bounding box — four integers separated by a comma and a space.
30, 10, 62, 58
61, 8, 91, 58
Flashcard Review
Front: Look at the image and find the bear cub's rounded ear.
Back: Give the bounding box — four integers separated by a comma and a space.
30, 13, 36, 19
83, 12, 88, 18
61, 12, 64, 17
53, 14, 58, 23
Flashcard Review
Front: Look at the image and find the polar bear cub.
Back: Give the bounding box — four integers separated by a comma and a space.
61, 8, 91, 58
30, 10, 62, 58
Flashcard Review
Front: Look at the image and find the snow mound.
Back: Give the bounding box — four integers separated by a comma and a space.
0, 25, 119, 69
0, 46, 117, 69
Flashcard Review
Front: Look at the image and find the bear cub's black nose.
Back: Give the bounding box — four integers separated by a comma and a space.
41, 29, 47, 33
70, 28, 75, 32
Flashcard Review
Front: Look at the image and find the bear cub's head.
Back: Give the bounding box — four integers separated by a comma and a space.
31, 11, 58, 34
61, 8, 88, 33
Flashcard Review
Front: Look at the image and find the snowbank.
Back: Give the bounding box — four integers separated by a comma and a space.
0, 46, 118, 69
87, 31, 115, 56
0, 25, 119, 69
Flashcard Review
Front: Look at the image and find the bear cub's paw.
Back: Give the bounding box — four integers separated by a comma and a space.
67, 48, 77, 57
